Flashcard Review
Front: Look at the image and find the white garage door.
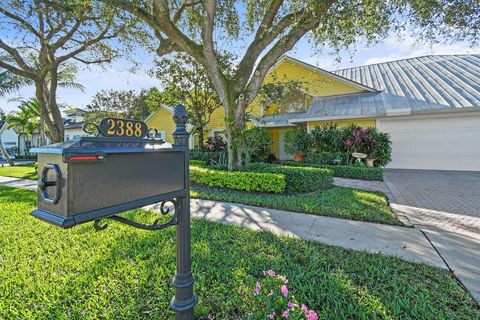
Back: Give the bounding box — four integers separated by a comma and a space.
377, 114, 480, 171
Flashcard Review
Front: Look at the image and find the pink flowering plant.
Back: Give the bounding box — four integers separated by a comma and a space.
251, 270, 318, 320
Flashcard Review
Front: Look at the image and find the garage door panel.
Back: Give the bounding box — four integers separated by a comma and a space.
412, 118, 447, 131
378, 115, 480, 171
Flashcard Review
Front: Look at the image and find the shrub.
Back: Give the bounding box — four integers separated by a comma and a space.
189, 160, 206, 167
282, 161, 384, 181
310, 123, 343, 152
190, 166, 286, 193
190, 150, 224, 164
367, 127, 392, 166
204, 135, 227, 152
245, 127, 272, 163
306, 151, 346, 165
283, 127, 310, 156
248, 163, 333, 193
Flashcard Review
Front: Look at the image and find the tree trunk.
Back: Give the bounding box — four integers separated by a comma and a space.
225, 97, 248, 171
35, 80, 62, 143
198, 128, 204, 151
0, 136, 15, 166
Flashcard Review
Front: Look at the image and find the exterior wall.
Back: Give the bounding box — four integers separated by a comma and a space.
207, 107, 225, 132
145, 108, 176, 143
307, 119, 376, 132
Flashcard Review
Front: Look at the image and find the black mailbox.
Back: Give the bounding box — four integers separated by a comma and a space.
30, 106, 197, 319
31, 126, 188, 228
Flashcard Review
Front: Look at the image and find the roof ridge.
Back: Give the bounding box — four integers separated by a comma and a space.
334, 54, 480, 72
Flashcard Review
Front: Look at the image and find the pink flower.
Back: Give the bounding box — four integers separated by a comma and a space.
268, 312, 275, 319
280, 285, 288, 297
287, 301, 297, 309
277, 275, 288, 284
344, 139, 353, 148
282, 310, 289, 318
301, 304, 308, 312
254, 281, 261, 295
264, 270, 276, 277
306, 310, 318, 320
268, 289, 274, 296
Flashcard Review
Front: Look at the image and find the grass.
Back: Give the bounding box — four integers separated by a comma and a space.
0, 163, 36, 179
192, 186, 400, 225
0, 164, 398, 225
0, 185, 478, 319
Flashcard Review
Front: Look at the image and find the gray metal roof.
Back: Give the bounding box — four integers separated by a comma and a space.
291, 91, 452, 122
334, 54, 480, 109
257, 112, 304, 127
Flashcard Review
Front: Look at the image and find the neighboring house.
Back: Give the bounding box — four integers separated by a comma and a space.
0, 121, 18, 156
145, 54, 480, 171
64, 108, 90, 141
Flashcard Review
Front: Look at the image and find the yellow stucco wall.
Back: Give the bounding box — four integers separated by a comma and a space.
307, 119, 376, 132
145, 108, 175, 143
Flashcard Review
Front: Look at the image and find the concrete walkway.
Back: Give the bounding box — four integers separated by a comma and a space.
1, 175, 446, 270
0, 176, 37, 190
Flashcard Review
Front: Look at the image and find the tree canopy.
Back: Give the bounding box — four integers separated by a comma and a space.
108, 0, 480, 169
0, 0, 147, 142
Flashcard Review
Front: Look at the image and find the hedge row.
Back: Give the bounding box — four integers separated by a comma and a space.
190, 151, 224, 164
248, 163, 333, 193
190, 166, 286, 193
282, 161, 384, 181
190, 160, 206, 167
306, 151, 346, 165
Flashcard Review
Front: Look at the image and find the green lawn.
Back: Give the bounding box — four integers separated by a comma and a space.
192, 186, 400, 225
0, 186, 478, 319
0, 163, 37, 179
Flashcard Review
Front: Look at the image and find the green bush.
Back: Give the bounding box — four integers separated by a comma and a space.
190, 166, 286, 193
306, 151, 346, 165
248, 163, 333, 193
189, 160, 206, 167
310, 123, 343, 152
190, 150, 224, 164
245, 127, 272, 163
282, 161, 384, 181
283, 127, 310, 156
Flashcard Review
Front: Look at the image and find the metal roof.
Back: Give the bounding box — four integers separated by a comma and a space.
257, 112, 304, 127
334, 54, 480, 109
291, 91, 453, 123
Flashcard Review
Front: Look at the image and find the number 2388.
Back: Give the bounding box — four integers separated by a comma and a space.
99, 118, 147, 138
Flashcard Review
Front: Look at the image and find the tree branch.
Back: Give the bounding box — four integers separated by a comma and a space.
0, 60, 33, 78
72, 56, 116, 64
173, 0, 200, 23
0, 39, 34, 74
0, 6, 42, 39
255, 0, 284, 40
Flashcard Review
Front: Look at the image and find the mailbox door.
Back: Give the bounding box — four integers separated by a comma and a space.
70, 151, 186, 215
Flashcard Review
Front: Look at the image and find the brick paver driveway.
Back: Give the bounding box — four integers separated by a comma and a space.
384, 169, 480, 302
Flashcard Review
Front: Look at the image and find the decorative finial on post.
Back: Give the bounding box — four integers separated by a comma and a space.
172, 104, 189, 147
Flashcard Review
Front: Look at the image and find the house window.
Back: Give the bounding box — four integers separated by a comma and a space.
155, 131, 166, 141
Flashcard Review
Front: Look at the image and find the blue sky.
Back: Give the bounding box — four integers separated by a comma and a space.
1, 30, 479, 113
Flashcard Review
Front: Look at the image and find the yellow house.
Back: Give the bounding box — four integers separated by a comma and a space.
146, 54, 480, 171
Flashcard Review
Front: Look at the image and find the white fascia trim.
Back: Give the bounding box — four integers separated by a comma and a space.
257, 123, 297, 128
289, 113, 382, 123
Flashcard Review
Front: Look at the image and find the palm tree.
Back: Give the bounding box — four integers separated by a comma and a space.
0, 69, 31, 96
7, 99, 41, 156
0, 108, 15, 166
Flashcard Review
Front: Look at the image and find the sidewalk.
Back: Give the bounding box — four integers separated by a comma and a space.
0, 175, 447, 270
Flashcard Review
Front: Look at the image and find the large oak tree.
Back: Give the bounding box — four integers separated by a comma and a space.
0, 0, 145, 142
105, 1, 480, 168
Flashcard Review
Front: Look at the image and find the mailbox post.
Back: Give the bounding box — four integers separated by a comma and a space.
170, 105, 197, 319
30, 104, 196, 319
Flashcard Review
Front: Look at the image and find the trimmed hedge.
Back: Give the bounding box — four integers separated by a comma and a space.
190, 166, 286, 193
247, 163, 333, 193
306, 151, 346, 165
282, 161, 384, 181
190, 151, 223, 164
190, 160, 206, 167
